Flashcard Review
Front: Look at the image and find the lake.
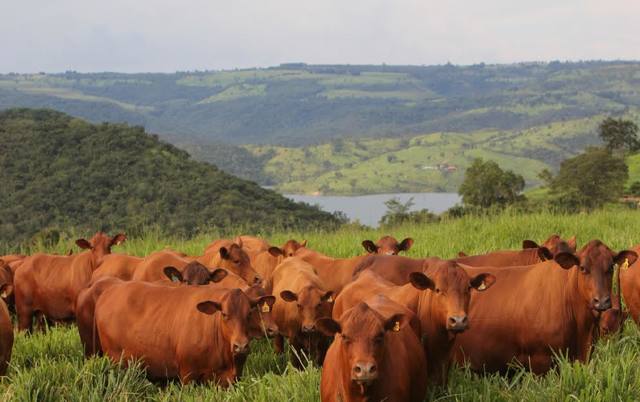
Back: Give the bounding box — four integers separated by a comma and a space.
284, 193, 461, 227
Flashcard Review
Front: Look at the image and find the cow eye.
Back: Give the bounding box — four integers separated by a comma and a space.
233, 260, 240, 264
342, 335, 352, 344
579, 266, 587, 273
297, 303, 302, 309
435, 288, 441, 294
374, 333, 384, 344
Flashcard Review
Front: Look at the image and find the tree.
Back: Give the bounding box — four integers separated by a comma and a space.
458, 158, 525, 208
599, 117, 640, 153
547, 147, 628, 210
379, 197, 438, 227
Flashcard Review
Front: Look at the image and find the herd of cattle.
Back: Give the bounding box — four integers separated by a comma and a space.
1, 233, 640, 400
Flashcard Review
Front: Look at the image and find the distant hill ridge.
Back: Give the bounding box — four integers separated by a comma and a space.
0, 108, 341, 246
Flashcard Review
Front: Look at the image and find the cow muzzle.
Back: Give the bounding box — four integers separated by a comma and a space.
592, 295, 611, 311
447, 315, 469, 332
351, 361, 378, 383
232, 341, 250, 355
252, 276, 263, 286
301, 324, 315, 333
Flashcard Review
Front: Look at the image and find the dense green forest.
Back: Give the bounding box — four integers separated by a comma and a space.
0, 109, 341, 247
1, 61, 639, 194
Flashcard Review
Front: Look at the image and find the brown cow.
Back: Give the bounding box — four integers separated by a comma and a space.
0, 254, 25, 274
454, 240, 636, 374
271, 257, 334, 367
362, 236, 414, 256
96, 283, 272, 385
205, 236, 269, 261
342, 259, 495, 385
317, 301, 427, 402
14, 232, 126, 332
254, 239, 307, 292
76, 264, 229, 358
0, 278, 13, 376
0, 260, 14, 308
620, 244, 640, 327
198, 243, 262, 285
91, 254, 143, 282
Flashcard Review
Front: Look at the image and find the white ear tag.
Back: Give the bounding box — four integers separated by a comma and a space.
393, 321, 400, 332
261, 303, 271, 313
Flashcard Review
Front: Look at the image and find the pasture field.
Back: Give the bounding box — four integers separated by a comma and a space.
4, 209, 640, 401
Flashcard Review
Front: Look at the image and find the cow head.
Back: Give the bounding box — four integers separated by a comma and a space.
416, 259, 495, 333
269, 239, 307, 258
362, 236, 414, 256
219, 244, 262, 286
197, 288, 272, 357
523, 235, 577, 258
553, 240, 637, 312
163, 262, 228, 285
281, 285, 334, 333
244, 285, 278, 338
76, 232, 126, 267
317, 302, 410, 389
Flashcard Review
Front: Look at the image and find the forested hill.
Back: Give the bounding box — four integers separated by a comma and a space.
1, 61, 639, 146
0, 109, 341, 247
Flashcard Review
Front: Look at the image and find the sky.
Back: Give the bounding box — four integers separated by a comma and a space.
2, 0, 639, 73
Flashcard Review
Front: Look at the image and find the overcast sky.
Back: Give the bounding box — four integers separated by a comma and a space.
2, 0, 639, 73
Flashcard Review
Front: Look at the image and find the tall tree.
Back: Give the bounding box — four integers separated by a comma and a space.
599, 117, 640, 153
547, 147, 628, 210
458, 158, 525, 208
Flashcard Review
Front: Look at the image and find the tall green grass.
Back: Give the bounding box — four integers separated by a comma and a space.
3, 209, 640, 401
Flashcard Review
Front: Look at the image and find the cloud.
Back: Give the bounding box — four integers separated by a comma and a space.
1, 0, 638, 72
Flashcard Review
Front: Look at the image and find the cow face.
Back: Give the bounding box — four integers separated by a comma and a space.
163, 263, 228, 285
554, 240, 637, 312
244, 285, 278, 338
269, 239, 308, 258
362, 236, 413, 256
414, 260, 495, 333
281, 286, 334, 333
76, 232, 126, 266
523, 235, 577, 257
197, 288, 270, 357
219, 244, 262, 286
317, 302, 409, 387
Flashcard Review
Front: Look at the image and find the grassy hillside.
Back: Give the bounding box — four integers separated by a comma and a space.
0, 109, 341, 248
1, 61, 639, 147
2, 210, 640, 400
247, 114, 640, 194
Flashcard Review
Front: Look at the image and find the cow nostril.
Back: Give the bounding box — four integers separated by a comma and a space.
462, 316, 469, 325
354, 366, 361, 374
448, 317, 457, 325
369, 365, 377, 374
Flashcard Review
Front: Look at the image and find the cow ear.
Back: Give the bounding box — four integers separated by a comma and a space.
300, 240, 307, 248
554, 252, 580, 269
316, 318, 341, 336
384, 313, 408, 332
233, 236, 243, 248
457, 251, 467, 258
567, 236, 577, 251
0, 283, 13, 299
197, 300, 221, 315
522, 240, 539, 249
470, 273, 496, 291
110, 233, 126, 246
409, 272, 435, 291
219, 247, 230, 260
538, 247, 553, 261
398, 238, 414, 252
321, 291, 334, 303
209, 268, 228, 283
280, 290, 298, 302
268, 247, 283, 257
362, 240, 378, 254
76, 239, 92, 250
614, 250, 638, 267
163, 267, 183, 283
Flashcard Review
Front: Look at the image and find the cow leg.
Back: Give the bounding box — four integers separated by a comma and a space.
289, 336, 308, 370
34, 312, 49, 333
273, 334, 285, 354
15, 293, 34, 333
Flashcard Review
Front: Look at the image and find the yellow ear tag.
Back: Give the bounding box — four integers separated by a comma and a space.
393, 321, 400, 332
622, 258, 630, 270
261, 303, 271, 313
477, 282, 487, 291
327, 296, 333, 303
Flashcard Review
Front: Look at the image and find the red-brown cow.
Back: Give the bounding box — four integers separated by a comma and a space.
254, 239, 307, 292
96, 283, 272, 385
317, 301, 427, 402
361, 236, 414, 256
205, 236, 269, 261
0, 260, 14, 308
454, 240, 636, 374
0, 278, 13, 376
271, 257, 334, 367
342, 259, 495, 384
14, 232, 126, 332
293, 247, 370, 295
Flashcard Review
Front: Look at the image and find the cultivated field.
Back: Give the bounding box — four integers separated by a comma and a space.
3, 209, 640, 401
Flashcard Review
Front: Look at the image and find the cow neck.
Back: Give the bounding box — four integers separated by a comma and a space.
209, 312, 236, 375
565, 266, 598, 360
